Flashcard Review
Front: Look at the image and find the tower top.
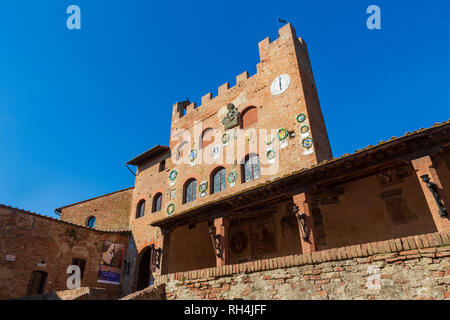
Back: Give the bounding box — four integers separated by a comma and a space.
172, 23, 313, 121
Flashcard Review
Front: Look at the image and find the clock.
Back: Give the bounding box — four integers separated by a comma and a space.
270, 74, 291, 95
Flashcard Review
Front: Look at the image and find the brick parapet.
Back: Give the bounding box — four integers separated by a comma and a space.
154, 231, 450, 285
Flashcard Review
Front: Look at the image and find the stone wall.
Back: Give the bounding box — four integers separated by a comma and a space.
154, 231, 450, 300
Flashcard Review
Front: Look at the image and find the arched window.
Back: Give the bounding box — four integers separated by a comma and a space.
86, 216, 96, 228
152, 193, 162, 213
211, 167, 226, 194
183, 179, 197, 204
201, 128, 214, 149
242, 153, 260, 183
136, 200, 146, 218
240, 106, 258, 129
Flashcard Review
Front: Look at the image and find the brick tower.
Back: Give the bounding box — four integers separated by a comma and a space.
126, 23, 335, 277
168, 23, 332, 194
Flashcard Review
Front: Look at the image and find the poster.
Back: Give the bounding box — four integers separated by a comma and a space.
97, 241, 124, 285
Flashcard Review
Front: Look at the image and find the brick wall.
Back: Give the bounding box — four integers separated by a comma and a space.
152, 231, 450, 300
0, 205, 129, 300
59, 187, 133, 231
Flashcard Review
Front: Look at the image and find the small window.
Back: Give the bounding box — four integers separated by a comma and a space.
136, 200, 146, 218
211, 167, 226, 194
152, 193, 162, 212
240, 106, 258, 129
72, 258, 86, 280
242, 153, 260, 183
86, 216, 96, 228
159, 160, 166, 172
183, 179, 197, 204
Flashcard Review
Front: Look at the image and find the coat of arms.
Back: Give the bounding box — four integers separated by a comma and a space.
221, 103, 240, 129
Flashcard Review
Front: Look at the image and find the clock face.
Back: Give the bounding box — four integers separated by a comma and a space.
270, 74, 291, 96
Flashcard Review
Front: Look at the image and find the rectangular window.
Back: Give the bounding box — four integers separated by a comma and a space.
159, 160, 166, 172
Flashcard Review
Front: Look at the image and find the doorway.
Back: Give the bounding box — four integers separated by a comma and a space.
27, 271, 48, 296
136, 247, 153, 291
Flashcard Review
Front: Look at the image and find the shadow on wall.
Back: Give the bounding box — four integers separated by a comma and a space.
121, 234, 138, 296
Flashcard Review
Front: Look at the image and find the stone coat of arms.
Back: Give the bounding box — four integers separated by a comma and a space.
221, 103, 240, 130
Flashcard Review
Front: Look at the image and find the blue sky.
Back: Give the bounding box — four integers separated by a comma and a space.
0, 1, 449, 218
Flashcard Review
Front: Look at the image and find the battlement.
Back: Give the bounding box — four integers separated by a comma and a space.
171, 23, 310, 123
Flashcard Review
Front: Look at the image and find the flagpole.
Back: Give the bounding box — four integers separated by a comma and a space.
277, 16, 287, 33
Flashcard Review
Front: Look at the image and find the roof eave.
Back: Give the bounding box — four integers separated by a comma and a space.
126, 145, 170, 166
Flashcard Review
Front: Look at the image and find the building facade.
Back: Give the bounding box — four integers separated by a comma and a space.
59, 23, 450, 295
0, 205, 129, 299
2, 23, 449, 299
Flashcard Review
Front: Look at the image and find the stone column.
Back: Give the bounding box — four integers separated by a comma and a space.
160, 228, 172, 275
293, 192, 317, 253
213, 217, 229, 267
412, 156, 450, 232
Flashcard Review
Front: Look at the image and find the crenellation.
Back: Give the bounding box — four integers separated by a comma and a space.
278, 22, 297, 40
201, 92, 212, 105
218, 82, 230, 95
172, 24, 305, 122
236, 71, 249, 85
186, 101, 197, 113
171, 24, 308, 123
258, 37, 271, 61
172, 100, 190, 120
